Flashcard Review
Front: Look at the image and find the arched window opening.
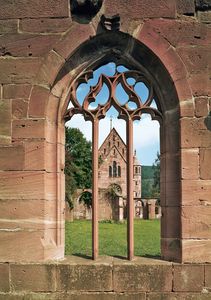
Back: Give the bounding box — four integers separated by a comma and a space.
118, 165, 121, 177
64, 61, 162, 260
109, 166, 112, 177
113, 161, 117, 177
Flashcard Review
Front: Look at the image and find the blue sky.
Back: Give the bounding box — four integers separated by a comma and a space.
66, 62, 160, 166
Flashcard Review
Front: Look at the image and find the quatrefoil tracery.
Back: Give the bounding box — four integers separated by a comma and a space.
65, 65, 162, 122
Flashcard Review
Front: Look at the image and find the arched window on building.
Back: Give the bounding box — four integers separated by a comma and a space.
113, 161, 117, 177
122, 148, 124, 155
135, 166, 138, 174
104, 148, 106, 155
118, 166, 121, 177
109, 166, 112, 177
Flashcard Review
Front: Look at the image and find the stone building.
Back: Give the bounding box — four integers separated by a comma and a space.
98, 127, 141, 199
72, 126, 143, 221
1, 0, 211, 297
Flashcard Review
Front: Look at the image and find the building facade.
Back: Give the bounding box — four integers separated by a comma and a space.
98, 127, 142, 199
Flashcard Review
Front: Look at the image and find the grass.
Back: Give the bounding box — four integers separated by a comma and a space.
65, 219, 160, 258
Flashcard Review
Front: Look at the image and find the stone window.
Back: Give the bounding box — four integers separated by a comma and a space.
118, 166, 121, 177
109, 166, 112, 177
64, 60, 162, 261
113, 161, 117, 177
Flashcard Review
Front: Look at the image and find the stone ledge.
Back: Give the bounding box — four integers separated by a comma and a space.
1, 257, 211, 295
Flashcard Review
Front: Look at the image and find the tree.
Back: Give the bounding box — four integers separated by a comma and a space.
65, 127, 92, 209
152, 152, 160, 201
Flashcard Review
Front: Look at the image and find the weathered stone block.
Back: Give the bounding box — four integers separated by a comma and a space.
200, 148, 211, 179
0, 0, 69, 19
181, 179, 211, 205
20, 18, 72, 33
57, 262, 112, 291
173, 264, 204, 292
11, 264, 56, 292
24, 140, 57, 172
177, 47, 210, 75
145, 19, 209, 47
0, 58, 42, 84
0, 34, 60, 57
103, 0, 176, 19
205, 265, 211, 288
180, 117, 211, 148
3, 84, 32, 99
189, 72, 211, 97
176, 0, 195, 15
195, 97, 209, 117
12, 99, 28, 119
0, 199, 56, 225
37, 51, 65, 87
181, 149, 199, 180
161, 207, 181, 238
0, 231, 44, 262
0, 264, 9, 292
198, 11, 211, 23
180, 100, 195, 117
29, 86, 49, 117
182, 239, 211, 263
54, 23, 95, 59
12, 119, 45, 139
0, 19, 18, 33
148, 293, 211, 300
161, 238, 182, 262
113, 262, 172, 292
182, 206, 211, 238
0, 100, 11, 143
0, 145, 24, 170
0, 171, 47, 200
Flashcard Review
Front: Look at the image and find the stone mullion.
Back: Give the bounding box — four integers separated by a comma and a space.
126, 118, 134, 260
92, 118, 99, 260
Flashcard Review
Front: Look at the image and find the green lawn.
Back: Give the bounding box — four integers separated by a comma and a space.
65, 219, 160, 258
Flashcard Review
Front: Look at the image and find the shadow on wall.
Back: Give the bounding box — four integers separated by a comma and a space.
205, 111, 211, 131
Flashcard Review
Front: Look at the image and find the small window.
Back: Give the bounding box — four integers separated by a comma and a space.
108, 141, 111, 147
118, 166, 121, 177
122, 149, 124, 155
135, 166, 138, 174
136, 181, 138, 185
109, 166, 112, 177
113, 149, 116, 155
118, 141, 120, 147
104, 148, 106, 154
113, 161, 117, 177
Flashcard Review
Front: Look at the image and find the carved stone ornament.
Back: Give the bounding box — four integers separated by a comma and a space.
64, 66, 162, 123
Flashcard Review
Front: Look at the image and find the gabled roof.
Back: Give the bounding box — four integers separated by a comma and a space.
98, 127, 126, 152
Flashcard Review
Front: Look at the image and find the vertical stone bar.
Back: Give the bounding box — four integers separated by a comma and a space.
92, 118, 99, 260
126, 118, 134, 260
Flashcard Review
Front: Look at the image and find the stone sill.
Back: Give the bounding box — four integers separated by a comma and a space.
0, 256, 211, 296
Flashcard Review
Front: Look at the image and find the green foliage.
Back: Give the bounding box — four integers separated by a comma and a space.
152, 152, 160, 200
141, 153, 160, 199
79, 191, 92, 208
65, 127, 92, 209
65, 219, 160, 257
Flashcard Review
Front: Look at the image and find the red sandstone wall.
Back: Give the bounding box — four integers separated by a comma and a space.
0, 0, 210, 266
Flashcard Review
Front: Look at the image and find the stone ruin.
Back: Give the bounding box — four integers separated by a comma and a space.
0, 0, 211, 298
